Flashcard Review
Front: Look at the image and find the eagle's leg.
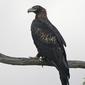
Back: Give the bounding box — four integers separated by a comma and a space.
39, 56, 46, 67
36, 53, 46, 67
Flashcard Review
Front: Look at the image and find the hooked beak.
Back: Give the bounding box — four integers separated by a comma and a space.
28, 8, 36, 13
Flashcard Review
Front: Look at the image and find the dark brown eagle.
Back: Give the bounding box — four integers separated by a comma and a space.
28, 5, 70, 85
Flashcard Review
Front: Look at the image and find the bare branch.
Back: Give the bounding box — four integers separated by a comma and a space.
0, 53, 85, 68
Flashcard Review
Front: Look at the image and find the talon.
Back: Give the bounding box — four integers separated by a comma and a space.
39, 56, 46, 68
39, 57, 43, 61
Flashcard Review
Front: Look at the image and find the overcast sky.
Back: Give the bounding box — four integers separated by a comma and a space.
0, 0, 85, 85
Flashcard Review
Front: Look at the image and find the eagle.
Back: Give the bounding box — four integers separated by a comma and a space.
28, 5, 70, 85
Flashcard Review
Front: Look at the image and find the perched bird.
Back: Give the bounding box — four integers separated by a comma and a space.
28, 5, 70, 85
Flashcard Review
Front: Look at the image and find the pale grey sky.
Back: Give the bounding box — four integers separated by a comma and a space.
0, 0, 85, 85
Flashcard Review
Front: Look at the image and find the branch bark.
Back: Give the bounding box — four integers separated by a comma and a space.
0, 53, 85, 68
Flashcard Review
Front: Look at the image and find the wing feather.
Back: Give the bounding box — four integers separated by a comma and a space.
31, 19, 66, 47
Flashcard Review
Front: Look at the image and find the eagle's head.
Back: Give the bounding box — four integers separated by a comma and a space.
28, 5, 47, 19
28, 5, 46, 14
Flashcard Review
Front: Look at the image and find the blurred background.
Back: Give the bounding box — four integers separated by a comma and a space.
0, 0, 85, 85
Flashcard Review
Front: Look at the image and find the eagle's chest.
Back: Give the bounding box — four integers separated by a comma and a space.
31, 27, 48, 40
31, 20, 50, 41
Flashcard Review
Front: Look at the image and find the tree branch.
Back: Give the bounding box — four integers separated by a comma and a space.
0, 53, 85, 68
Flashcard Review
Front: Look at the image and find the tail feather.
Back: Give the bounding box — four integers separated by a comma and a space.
49, 47, 70, 85
59, 72, 69, 85
52, 60, 70, 85
59, 65, 70, 85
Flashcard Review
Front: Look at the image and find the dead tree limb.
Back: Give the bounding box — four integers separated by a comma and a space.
0, 53, 85, 68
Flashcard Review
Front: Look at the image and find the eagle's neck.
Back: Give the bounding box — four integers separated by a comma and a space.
35, 10, 47, 19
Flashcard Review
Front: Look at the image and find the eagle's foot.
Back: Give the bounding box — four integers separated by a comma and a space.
35, 53, 46, 67
39, 56, 46, 67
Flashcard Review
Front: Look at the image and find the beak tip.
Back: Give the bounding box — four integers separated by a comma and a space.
27, 9, 31, 13
27, 8, 36, 13
27, 10, 29, 13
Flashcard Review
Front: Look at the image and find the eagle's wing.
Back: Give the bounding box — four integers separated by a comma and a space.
46, 20, 66, 47
31, 19, 65, 47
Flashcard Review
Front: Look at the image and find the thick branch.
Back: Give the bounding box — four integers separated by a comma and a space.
0, 53, 85, 68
